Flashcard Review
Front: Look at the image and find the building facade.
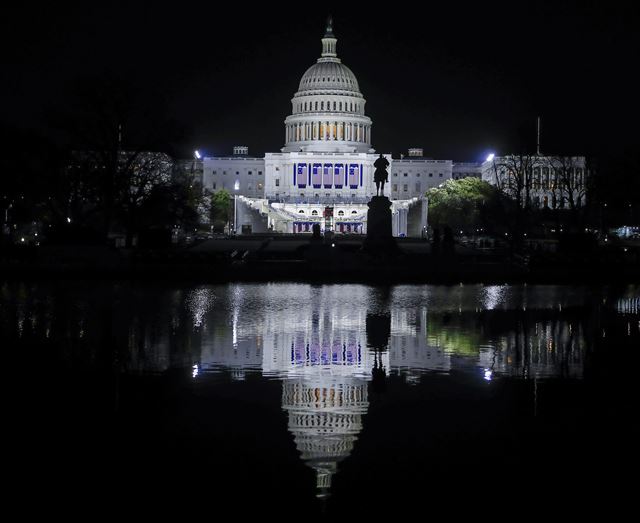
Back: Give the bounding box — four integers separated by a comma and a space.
481, 154, 588, 209
391, 148, 454, 199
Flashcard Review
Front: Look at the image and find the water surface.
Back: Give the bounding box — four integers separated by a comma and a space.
3, 282, 639, 517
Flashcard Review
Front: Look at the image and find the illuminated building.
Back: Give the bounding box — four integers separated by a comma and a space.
202, 18, 430, 236
481, 154, 588, 209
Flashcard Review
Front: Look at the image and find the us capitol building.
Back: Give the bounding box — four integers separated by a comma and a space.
202, 18, 438, 237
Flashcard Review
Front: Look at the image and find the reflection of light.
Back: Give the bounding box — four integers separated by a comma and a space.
486, 153, 495, 162
484, 369, 493, 381
186, 288, 215, 328
481, 285, 505, 310
232, 311, 238, 348
192, 364, 199, 378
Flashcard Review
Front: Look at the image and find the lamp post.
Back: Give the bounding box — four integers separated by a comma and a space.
234, 194, 238, 235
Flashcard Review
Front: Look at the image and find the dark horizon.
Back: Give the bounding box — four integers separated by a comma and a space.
3, 2, 639, 161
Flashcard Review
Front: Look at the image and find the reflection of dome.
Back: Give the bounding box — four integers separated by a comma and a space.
282, 377, 369, 498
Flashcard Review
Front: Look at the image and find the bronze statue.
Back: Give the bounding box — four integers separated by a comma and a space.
373, 154, 389, 196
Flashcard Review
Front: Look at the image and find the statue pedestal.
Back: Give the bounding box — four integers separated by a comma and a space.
364, 196, 398, 253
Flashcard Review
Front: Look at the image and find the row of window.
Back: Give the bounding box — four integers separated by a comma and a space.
301, 75, 356, 87
535, 195, 584, 209
272, 193, 359, 199
287, 122, 370, 142
392, 184, 422, 192
297, 209, 359, 216
212, 170, 263, 176
501, 169, 585, 189
295, 163, 362, 189
533, 167, 584, 176
212, 182, 263, 191
392, 172, 445, 178
294, 100, 361, 113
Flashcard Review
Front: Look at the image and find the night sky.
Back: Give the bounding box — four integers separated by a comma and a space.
3, 1, 639, 161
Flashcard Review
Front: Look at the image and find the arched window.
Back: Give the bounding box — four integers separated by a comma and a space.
338, 210, 345, 216
321, 101, 324, 110
311, 210, 318, 216
351, 210, 357, 214
298, 209, 305, 214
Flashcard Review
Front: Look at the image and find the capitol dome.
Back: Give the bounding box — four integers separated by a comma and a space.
298, 61, 360, 93
282, 17, 373, 154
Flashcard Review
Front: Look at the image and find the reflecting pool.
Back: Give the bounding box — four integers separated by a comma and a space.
3, 282, 639, 517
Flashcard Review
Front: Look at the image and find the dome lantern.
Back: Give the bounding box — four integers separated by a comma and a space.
321, 15, 337, 59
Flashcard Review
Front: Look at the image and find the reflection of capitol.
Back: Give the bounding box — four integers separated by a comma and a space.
189, 285, 592, 497
282, 375, 368, 498
258, 292, 376, 498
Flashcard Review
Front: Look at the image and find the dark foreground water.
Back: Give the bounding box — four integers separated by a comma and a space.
3, 282, 640, 518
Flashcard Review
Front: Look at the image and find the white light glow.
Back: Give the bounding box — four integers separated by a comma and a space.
484, 369, 493, 381
486, 153, 495, 162
194, 150, 201, 159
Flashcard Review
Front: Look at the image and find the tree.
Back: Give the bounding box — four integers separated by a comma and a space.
118, 152, 173, 246
209, 190, 232, 232
492, 153, 541, 240
50, 73, 182, 242
138, 164, 203, 233
425, 178, 505, 234
548, 156, 588, 212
